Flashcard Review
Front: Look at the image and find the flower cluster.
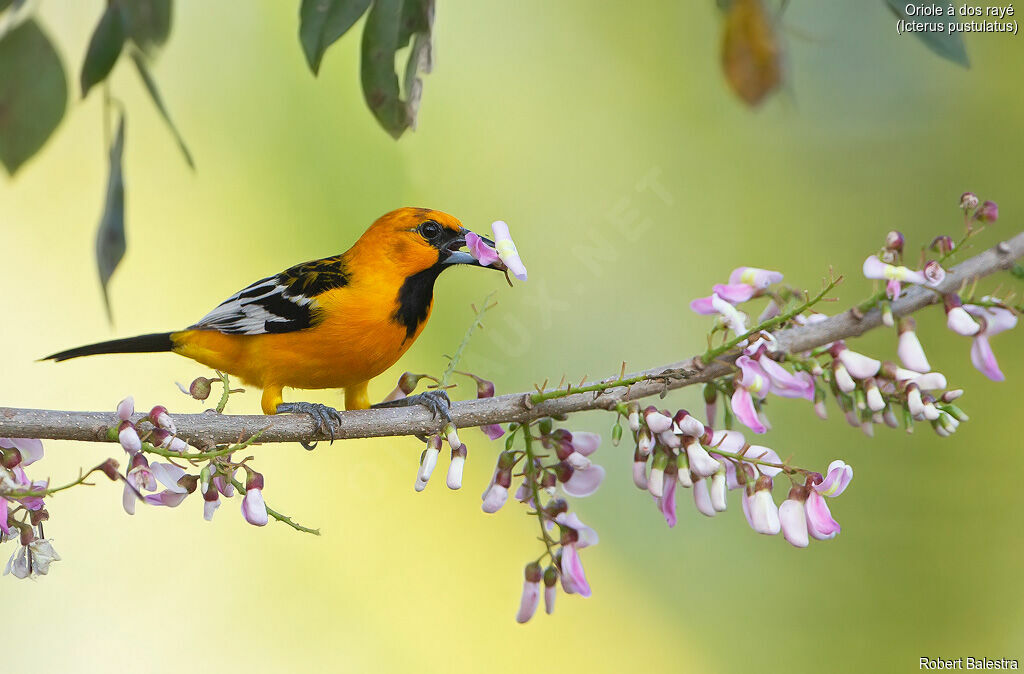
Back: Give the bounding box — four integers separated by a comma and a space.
112, 394, 273, 528
403, 372, 504, 492
480, 420, 605, 623
624, 404, 853, 545
0, 437, 61, 579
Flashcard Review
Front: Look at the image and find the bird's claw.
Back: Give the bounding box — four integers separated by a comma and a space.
372, 389, 452, 424
276, 401, 344, 449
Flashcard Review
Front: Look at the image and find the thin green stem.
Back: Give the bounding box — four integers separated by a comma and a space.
523, 430, 557, 561
228, 477, 320, 536
438, 292, 496, 389
702, 276, 842, 364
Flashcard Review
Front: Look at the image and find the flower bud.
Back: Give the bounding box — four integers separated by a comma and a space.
643, 406, 673, 434
636, 428, 654, 457
538, 417, 553, 436
631, 448, 648, 490
922, 260, 945, 286
880, 300, 894, 328
177, 474, 198, 494
930, 235, 954, 256
960, 192, 979, 211
460, 372, 495, 399
693, 478, 715, 517
884, 230, 904, 253
98, 458, 120, 481
543, 566, 558, 615
116, 396, 135, 421
189, 377, 213, 401
974, 200, 998, 223
0, 448, 21, 469
148, 406, 176, 434
118, 421, 142, 455
516, 562, 543, 624
648, 451, 668, 498
447, 443, 467, 490
442, 423, 461, 450
626, 403, 640, 432
416, 435, 442, 491
710, 467, 728, 512
944, 294, 980, 336
675, 452, 692, 488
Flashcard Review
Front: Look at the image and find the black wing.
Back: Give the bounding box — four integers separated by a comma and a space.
192, 255, 350, 335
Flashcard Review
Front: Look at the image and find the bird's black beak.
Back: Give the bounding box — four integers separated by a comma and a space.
441, 231, 498, 267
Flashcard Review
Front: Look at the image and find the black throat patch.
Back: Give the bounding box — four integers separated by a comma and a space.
393, 263, 444, 341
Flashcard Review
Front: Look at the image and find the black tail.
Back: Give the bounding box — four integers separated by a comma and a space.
43, 333, 176, 362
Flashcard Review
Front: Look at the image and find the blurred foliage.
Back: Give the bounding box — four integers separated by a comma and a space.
0, 18, 66, 174
884, 0, 970, 67
95, 115, 126, 322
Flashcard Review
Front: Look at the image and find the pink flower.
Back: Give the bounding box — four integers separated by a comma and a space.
202, 480, 221, 521
123, 454, 157, 515
779, 493, 809, 548
143, 462, 190, 508
148, 406, 176, 434
491, 221, 528, 281
897, 318, 931, 372
693, 478, 716, 517
632, 451, 648, 490
544, 568, 558, 615
559, 543, 591, 597
516, 563, 543, 623
964, 302, 1018, 382
684, 437, 723, 478
658, 473, 677, 527
116, 396, 134, 421
482, 453, 514, 513
862, 255, 927, 285
465, 231, 500, 266
742, 478, 780, 535
813, 460, 853, 497
945, 294, 981, 336
974, 200, 998, 223
117, 421, 142, 455
241, 472, 268, 526
731, 357, 769, 433
755, 355, 815, 401
447, 443, 467, 490
560, 462, 605, 498
805, 491, 840, 540
729, 266, 784, 289
833, 343, 881, 379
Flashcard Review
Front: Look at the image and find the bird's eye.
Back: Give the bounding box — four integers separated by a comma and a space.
420, 220, 442, 241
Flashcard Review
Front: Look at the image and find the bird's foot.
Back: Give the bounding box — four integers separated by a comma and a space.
372, 389, 452, 424
275, 402, 344, 450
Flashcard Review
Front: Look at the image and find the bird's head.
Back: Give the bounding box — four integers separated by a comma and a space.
353, 207, 498, 278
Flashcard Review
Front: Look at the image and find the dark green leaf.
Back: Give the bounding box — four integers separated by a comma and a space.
81, 4, 126, 97
96, 114, 127, 323
118, 0, 172, 54
884, 0, 969, 68
131, 51, 193, 169
1011, 263, 1024, 280
299, 0, 371, 74
0, 19, 68, 175
360, 0, 433, 139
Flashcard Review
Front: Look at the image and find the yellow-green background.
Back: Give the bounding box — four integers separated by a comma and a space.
2, 2, 1022, 672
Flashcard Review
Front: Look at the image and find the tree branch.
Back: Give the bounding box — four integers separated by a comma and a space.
2, 231, 1022, 446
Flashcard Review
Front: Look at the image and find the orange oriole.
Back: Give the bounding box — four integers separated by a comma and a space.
45, 208, 500, 436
